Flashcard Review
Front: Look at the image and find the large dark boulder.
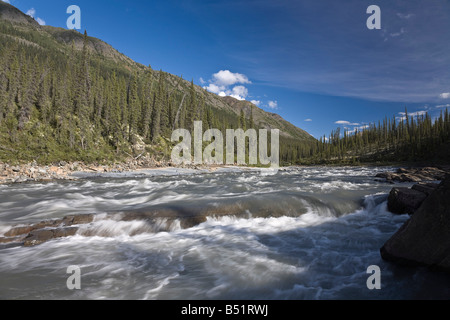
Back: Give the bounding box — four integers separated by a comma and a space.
381, 176, 450, 272
387, 187, 428, 214
411, 182, 440, 195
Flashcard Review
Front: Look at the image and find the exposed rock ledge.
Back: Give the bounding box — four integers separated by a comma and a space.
0, 201, 300, 247
381, 175, 450, 273
0, 214, 95, 247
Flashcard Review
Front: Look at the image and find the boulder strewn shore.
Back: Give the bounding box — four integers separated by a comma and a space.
0, 157, 206, 184
381, 175, 450, 272
376, 165, 449, 215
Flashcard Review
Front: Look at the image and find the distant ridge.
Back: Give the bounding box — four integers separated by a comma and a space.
0, 1, 39, 26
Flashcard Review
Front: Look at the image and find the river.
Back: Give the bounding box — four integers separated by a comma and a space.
0, 166, 449, 299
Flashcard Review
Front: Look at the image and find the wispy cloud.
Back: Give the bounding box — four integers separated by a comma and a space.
267, 101, 278, 110
36, 17, 46, 26
396, 110, 427, 122
390, 28, 406, 38
2, 0, 11, 4
440, 93, 450, 99
26, 8, 36, 17
304, 119, 312, 122
250, 100, 261, 107
354, 124, 369, 131
335, 120, 360, 126
225, 0, 450, 103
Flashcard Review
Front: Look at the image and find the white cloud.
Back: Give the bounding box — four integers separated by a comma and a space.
204, 83, 222, 95
398, 110, 427, 117
396, 110, 427, 122
36, 17, 46, 25
436, 104, 450, 108
26, 8, 36, 17
304, 119, 312, 122
212, 70, 251, 87
440, 93, 450, 99
203, 70, 253, 101
353, 124, 369, 132
229, 86, 248, 101
267, 101, 278, 109
335, 120, 360, 126
2, 0, 11, 4
203, 70, 275, 106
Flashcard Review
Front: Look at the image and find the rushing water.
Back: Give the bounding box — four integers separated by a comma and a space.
0, 166, 449, 300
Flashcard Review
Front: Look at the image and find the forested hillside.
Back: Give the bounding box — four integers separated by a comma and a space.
0, 2, 315, 165
1, 2, 448, 167
312, 108, 450, 165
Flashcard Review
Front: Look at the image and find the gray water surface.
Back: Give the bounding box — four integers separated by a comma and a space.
0, 166, 449, 299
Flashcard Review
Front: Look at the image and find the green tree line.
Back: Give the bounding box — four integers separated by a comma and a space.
283, 108, 450, 165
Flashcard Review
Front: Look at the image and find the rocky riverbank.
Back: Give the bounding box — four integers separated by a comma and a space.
387, 182, 440, 215
0, 157, 210, 184
381, 175, 450, 273
375, 166, 450, 183
375, 165, 450, 215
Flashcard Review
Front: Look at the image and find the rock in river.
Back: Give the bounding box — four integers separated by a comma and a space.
387, 187, 429, 215
381, 175, 450, 272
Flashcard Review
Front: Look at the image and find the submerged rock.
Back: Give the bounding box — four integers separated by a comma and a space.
381, 175, 450, 273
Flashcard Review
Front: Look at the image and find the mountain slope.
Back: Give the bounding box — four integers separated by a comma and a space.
0, 2, 314, 142
0, 1, 39, 27
220, 96, 313, 140
0, 3, 316, 164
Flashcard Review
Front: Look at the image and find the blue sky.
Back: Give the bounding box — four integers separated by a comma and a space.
3, 0, 450, 138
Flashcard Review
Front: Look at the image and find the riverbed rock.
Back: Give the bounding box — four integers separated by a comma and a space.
62, 214, 94, 226
23, 227, 79, 247
411, 182, 439, 196
387, 187, 428, 215
5, 219, 61, 237
381, 175, 450, 272
3, 214, 94, 246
